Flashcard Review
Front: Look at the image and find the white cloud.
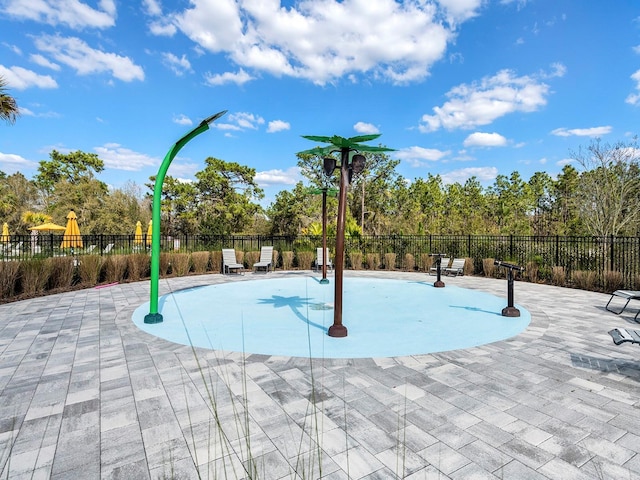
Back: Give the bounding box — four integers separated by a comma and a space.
204, 69, 253, 86
551, 126, 612, 137
441, 166, 498, 184
29, 54, 61, 71
33, 35, 144, 82
255, 167, 300, 186
0, 152, 38, 173
267, 120, 290, 133
213, 111, 265, 132
396, 146, 450, 167
463, 132, 507, 147
169, 0, 468, 85
173, 114, 192, 126
556, 158, 575, 167
0, 65, 57, 90
162, 53, 192, 76
626, 69, 640, 106
143, 0, 162, 16
353, 122, 380, 134
2, 0, 116, 29
633, 45, 640, 55
94, 144, 159, 171
419, 67, 558, 132
149, 20, 177, 36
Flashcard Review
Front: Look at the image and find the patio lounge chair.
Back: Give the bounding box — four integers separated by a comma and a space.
84, 244, 97, 254
103, 243, 114, 254
253, 246, 273, 273
429, 257, 450, 275
605, 290, 640, 321
222, 248, 244, 274
445, 258, 466, 276
608, 328, 640, 346
315, 247, 333, 271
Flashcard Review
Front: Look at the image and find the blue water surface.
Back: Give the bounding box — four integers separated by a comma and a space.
132, 276, 530, 358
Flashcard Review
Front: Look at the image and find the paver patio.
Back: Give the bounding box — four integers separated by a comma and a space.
0, 270, 639, 479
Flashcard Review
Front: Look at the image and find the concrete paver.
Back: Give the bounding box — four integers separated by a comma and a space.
0, 270, 639, 479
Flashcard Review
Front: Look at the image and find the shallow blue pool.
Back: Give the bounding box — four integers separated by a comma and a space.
132, 276, 530, 358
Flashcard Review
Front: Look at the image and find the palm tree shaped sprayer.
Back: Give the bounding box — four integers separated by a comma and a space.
298, 134, 394, 337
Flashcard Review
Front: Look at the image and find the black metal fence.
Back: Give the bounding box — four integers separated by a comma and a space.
2, 233, 639, 287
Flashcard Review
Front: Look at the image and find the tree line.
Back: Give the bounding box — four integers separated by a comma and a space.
1, 137, 639, 239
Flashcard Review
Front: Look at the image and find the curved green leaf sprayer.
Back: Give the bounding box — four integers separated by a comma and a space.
144, 110, 227, 324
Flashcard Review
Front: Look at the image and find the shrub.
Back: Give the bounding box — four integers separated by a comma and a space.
48, 257, 75, 290
127, 253, 149, 281
551, 266, 566, 286
384, 253, 396, 270
104, 255, 127, 283
297, 251, 314, 270
482, 258, 495, 278
272, 249, 279, 270
210, 251, 222, 273
191, 251, 210, 273
349, 251, 363, 270
365, 253, 380, 270
572, 270, 595, 290
419, 253, 432, 272
282, 251, 294, 270
78, 254, 105, 286
603, 270, 624, 293
19, 258, 51, 296
170, 253, 191, 276
236, 251, 245, 268
245, 251, 260, 269
0, 261, 21, 299
404, 253, 415, 271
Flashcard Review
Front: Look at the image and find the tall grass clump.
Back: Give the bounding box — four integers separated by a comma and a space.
126, 253, 149, 281
191, 251, 210, 273
404, 253, 415, 271
170, 253, 191, 276
272, 249, 279, 270
19, 258, 51, 296
603, 270, 624, 293
572, 270, 596, 290
384, 253, 396, 270
297, 251, 314, 270
464, 258, 474, 276
551, 266, 566, 286
482, 258, 495, 277
419, 253, 432, 272
365, 253, 380, 270
48, 257, 75, 290
236, 250, 245, 268
159, 252, 171, 276
245, 251, 260, 270
282, 251, 294, 270
210, 250, 222, 273
525, 261, 539, 283
0, 261, 21, 299
104, 254, 127, 283
349, 251, 363, 270
78, 254, 104, 286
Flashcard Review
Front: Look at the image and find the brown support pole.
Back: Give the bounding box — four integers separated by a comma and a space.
320, 188, 329, 284
329, 147, 349, 337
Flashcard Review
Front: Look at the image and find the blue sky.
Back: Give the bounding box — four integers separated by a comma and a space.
1, 0, 639, 206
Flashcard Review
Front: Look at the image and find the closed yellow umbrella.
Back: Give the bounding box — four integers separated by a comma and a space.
61, 210, 83, 249
134, 221, 143, 245
1, 222, 9, 243
146, 220, 153, 246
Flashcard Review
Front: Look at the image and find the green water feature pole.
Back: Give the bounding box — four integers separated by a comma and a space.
144, 111, 227, 324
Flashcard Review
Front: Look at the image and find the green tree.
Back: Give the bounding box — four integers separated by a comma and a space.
0, 76, 19, 124
34, 150, 105, 196
551, 164, 582, 235
528, 172, 554, 236
0, 171, 39, 232
267, 182, 313, 236
195, 157, 264, 235
405, 174, 446, 234
486, 171, 533, 234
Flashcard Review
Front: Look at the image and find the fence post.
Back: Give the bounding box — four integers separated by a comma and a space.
509, 235, 514, 259
467, 234, 471, 258
555, 235, 559, 266
610, 234, 614, 271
